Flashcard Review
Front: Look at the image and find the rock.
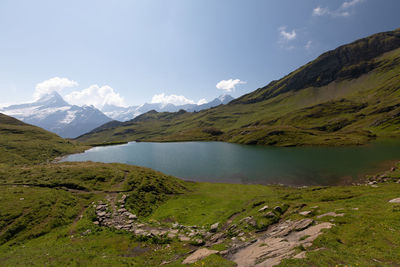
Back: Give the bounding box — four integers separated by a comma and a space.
299, 211, 312, 216
210, 222, 219, 232
389, 198, 400, 203
167, 232, 177, 239
128, 214, 137, 220
118, 208, 127, 213
179, 235, 191, 242
93, 221, 99, 225
294, 219, 313, 231
97, 211, 106, 217
238, 232, 244, 237
391, 167, 396, 172
182, 248, 219, 264
219, 250, 229, 256
264, 212, 276, 218
19, 198, 24, 201
252, 200, 266, 207
193, 238, 204, 246
274, 206, 283, 214
317, 212, 344, 219
293, 251, 306, 259
258, 205, 269, 212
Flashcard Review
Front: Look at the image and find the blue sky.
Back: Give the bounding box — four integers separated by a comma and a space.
0, 0, 399, 108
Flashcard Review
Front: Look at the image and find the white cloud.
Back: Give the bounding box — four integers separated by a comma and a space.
305, 40, 313, 50
65, 84, 126, 110
312, 0, 364, 18
151, 93, 196, 107
313, 6, 329, 16
216, 79, 246, 92
342, 0, 363, 9
34, 77, 78, 100
279, 27, 297, 41
197, 98, 207, 105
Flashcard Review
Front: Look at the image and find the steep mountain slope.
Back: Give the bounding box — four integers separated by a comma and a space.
102, 94, 235, 121
0, 92, 112, 138
0, 113, 86, 165
77, 29, 400, 146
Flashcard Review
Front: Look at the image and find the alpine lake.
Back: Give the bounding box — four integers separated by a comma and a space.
62, 140, 400, 186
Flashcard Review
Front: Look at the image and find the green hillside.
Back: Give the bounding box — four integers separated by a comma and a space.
0, 113, 87, 165
77, 29, 400, 146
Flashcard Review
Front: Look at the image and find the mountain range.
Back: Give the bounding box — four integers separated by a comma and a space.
76, 28, 400, 146
0, 92, 112, 138
102, 94, 234, 121
0, 91, 234, 138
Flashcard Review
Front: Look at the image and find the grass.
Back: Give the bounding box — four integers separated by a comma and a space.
0, 113, 87, 165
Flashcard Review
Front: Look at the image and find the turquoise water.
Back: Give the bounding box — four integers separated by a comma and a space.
62, 141, 400, 185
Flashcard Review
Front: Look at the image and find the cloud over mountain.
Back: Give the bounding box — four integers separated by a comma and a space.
216, 79, 246, 92
34, 77, 78, 100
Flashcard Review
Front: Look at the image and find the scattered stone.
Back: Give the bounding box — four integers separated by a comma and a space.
252, 200, 266, 207
128, 214, 137, 220
299, 211, 311, 216
82, 229, 92, 236
293, 251, 306, 259
182, 248, 219, 264
219, 250, 229, 256
193, 238, 204, 246
258, 205, 269, 212
118, 208, 127, 213
93, 221, 99, 225
210, 222, 219, 232
389, 198, 400, 203
352, 208, 359, 210
238, 232, 244, 237
19, 198, 24, 201
317, 212, 344, 219
274, 206, 283, 214
179, 236, 191, 242
97, 211, 106, 217
264, 211, 276, 218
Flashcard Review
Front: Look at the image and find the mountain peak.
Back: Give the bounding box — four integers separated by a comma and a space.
217, 94, 234, 104
36, 91, 68, 106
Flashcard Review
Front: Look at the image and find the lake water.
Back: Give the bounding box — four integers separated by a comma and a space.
62, 140, 400, 186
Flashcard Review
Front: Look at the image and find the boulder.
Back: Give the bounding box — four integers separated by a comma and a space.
299, 211, 311, 216
389, 198, 400, 203
274, 206, 283, 214
182, 248, 219, 264
264, 212, 276, 218
258, 205, 269, 212
210, 222, 219, 232
128, 214, 137, 220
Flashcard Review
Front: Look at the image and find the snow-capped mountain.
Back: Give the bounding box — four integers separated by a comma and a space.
103, 94, 235, 121
0, 92, 112, 138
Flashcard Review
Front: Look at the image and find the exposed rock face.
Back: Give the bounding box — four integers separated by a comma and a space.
227, 219, 334, 267
182, 248, 219, 264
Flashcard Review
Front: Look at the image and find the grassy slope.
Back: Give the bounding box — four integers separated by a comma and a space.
77, 29, 400, 146
0, 113, 87, 165
1, 112, 400, 266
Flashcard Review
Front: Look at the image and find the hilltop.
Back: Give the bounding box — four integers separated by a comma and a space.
77, 29, 400, 146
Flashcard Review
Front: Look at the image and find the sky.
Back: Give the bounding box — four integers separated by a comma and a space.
0, 0, 400, 109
